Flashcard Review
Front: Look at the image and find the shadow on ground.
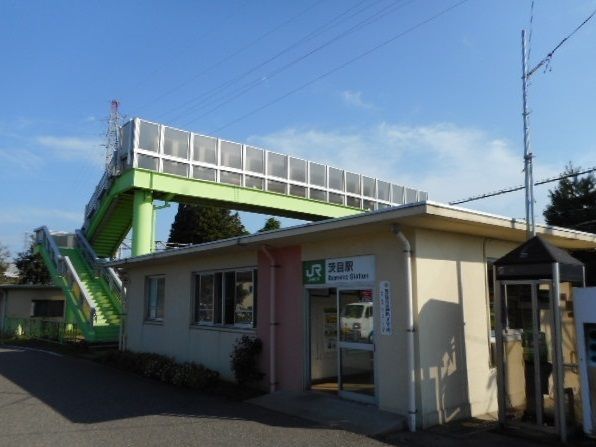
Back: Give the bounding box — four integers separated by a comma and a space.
0, 346, 316, 429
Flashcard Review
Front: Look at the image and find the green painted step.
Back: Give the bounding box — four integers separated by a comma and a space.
60, 248, 122, 328
87, 194, 134, 258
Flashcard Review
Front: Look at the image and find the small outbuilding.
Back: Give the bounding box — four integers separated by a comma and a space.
493, 235, 586, 441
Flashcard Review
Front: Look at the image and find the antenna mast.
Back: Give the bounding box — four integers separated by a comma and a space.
105, 99, 121, 176
521, 30, 535, 238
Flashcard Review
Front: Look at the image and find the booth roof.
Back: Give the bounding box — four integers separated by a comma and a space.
494, 235, 584, 283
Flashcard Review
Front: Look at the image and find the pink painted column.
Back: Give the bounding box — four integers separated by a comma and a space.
257, 246, 303, 392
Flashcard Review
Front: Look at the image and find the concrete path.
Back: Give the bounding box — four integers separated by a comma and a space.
249, 390, 405, 436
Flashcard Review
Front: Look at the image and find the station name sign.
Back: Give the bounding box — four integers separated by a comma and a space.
303, 255, 375, 285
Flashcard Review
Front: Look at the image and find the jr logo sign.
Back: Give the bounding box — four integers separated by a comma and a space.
303, 260, 325, 285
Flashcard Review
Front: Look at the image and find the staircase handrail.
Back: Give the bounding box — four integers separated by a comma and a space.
62, 255, 97, 326
84, 169, 111, 223
74, 230, 124, 302
34, 227, 96, 327
34, 226, 64, 273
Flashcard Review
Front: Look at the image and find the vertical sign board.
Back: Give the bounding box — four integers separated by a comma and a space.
379, 280, 392, 335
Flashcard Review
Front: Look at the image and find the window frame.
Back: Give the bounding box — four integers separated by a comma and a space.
145, 275, 165, 323
192, 267, 257, 329
485, 258, 497, 368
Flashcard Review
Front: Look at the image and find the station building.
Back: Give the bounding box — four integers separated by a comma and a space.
109, 201, 596, 429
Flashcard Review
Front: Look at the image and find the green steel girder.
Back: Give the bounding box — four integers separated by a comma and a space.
84, 168, 363, 257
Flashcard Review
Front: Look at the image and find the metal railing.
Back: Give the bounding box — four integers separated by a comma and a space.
34, 226, 97, 328
75, 229, 124, 308
1, 317, 82, 344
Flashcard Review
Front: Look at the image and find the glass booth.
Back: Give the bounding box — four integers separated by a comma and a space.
493, 236, 585, 442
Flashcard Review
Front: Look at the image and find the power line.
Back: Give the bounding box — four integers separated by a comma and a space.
210, 0, 470, 133
131, 0, 251, 92
136, 0, 328, 114
526, 6, 596, 78
449, 166, 596, 205
176, 0, 415, 127
153, 0, 384, 122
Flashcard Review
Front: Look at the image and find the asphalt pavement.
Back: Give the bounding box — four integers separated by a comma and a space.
0, 345, 386, 447
0, 345, 566, 447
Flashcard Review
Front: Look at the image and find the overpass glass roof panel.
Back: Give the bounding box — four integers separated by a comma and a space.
329, 167, 344, 191
163, 159, 188, 177
405, 188, 418, 203
346, 172, 360, 195
309, 188, 326, 202
289, 157, 306, 183
245, 146, 264, 174
192, 166, 216, 182
137, 154, 159, 170
267, 152, 287, 179
392, 185, 404, 204
138, 121, 160, 152
193, 135, 217, 164
290, 184, 307, 197
378, 181, 390, 201
309, 162, 326, 187
329, 192, 344, 205
221, 171, 242, 186
245, 176, 264, 190
120, 121, 132, 153
267, 179, 286, 194
362, 177, 375, 198
221, 141, 242, 169
163, 127, 189, 159
346, 196, 361, 208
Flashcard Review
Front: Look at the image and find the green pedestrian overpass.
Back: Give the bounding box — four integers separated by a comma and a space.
35, 117, 427, 343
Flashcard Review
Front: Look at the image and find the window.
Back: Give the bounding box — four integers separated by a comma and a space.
146, 276, 165, 322
194, 269, 257, 328
31, 300, 64, 318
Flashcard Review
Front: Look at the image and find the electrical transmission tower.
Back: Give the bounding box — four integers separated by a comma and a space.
105, 99, 121, 176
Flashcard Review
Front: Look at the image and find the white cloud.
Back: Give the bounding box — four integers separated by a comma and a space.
37, 135, 104, 166
0, 148, 43, 171
248, 122, 560, 221
340, 90, 375, 110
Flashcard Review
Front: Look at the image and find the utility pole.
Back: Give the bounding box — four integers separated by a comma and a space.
521, 29, 535, 239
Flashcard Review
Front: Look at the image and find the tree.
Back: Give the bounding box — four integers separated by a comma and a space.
168, 204, 249, 245
544, 164, 596, 234
258, 217, 281, 233
14, 241, 51, 285
543, 164, 596, 285
0, 243, 11, 282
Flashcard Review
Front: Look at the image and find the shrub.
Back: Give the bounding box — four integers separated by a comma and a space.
230, 335, 264, 385
100, 350, 219, 390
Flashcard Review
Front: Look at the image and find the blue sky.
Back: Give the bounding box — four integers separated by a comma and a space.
1, 0, 595, 258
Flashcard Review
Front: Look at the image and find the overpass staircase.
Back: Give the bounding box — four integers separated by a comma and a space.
35, 227, 124, 344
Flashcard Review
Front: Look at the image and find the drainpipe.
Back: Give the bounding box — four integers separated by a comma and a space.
261, 246, 277, 393
392, 225, 416, 432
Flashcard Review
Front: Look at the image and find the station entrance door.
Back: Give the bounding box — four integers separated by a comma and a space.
308, 288, 375, 403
